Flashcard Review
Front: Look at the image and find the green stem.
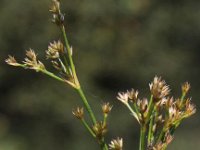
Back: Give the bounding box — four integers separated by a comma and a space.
103, 114, 108, 126
139, 125, 146, 150
147, 114, 154, 145
41, 69, 65, 82
81, 119, 96, 137
59, 22, 108, 150
77, 87, 97, 124
100, 138, 109, 150
126, 103, 139, 123
145, 95, 154, 122
61, 25, 76, 77
157, 128, 165, 142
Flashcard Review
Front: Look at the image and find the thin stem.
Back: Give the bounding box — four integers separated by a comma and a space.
157, 128, 165, 142
76, 87, 97, 124
100, 138, 109, 150
41, 69, 65, 82
145, 95, 154, 122
60, 25, 77, 79
81, 119, 96, 138
147, 114, 154, 145
133, 103, 141, 119
126, 103, 140, 123
103, 114, 108, 126
60, 24, 97, 124
139, 125, 146, 150
147, 105, 157, 145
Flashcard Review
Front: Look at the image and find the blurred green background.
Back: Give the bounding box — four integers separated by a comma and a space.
1, 0, 200, 149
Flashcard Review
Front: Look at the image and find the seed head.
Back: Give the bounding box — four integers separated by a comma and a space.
117, 92, 129, 105
127, 89, 139, 102
49, 0, 64, 25
182, 82, 190, 94
102, 102, 112, 115
92, 122, 107, 139
185, 98, 196, 117
23, 49, 45, 71
49, 0, 60, 14
137, 98, 148, 113
72, 107, 84, 119
109, 137, 123, 150
46, 40, 64, 59
5, 55, 21, 66
149, 76, 170, 102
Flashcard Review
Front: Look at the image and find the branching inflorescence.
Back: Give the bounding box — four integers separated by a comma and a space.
6, 1, 196, 150
117, 77, 196, 150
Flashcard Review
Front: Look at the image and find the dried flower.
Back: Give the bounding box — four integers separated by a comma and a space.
72, 107, 84, 119
102, 102, 112, 115
23, 49, 46, 71
127, 89, 139, 102
5, 55, 21, 66
185, 98, 196, 117
149, 76, 170, 102
109, 137, 123, 150
46, 40, 64, 59
49, 0, 64, 25
49, 0, 60, 13
117, 92, 129, 105
92, 122, 107, 139
138, 98, 148, 113
165, 133, 173, 145
182, 82, 190, 94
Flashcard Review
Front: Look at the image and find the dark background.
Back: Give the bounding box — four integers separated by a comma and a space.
0, 0, 200, 149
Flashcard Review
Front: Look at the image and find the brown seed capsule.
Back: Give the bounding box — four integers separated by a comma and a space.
102, 102, 112, 114
46, 40, 64, 59
72, 107, 84, 119
149, 76, 170, 102
117, 92, 129, 105
127, 89, 139, 102
181, 82, 190, 94
92, 122, 107, 139
5, 55, 21, 66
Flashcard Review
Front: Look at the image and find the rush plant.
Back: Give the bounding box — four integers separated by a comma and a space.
6, 0, 196, 150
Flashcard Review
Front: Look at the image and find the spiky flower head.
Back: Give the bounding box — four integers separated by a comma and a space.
185, 98, 196, 117
109, 137, 123, 150
49, 0, 60, 14
149, 76, 170, 102
92, 122, 107, 139
182, 82, 190, 94
46, 40, 64, 59
102, 102, 112, 115
127, 89, 139, 102
117, 92, 129, 105
5, 55, 21, 66
49, 0, 64, 25
137, 98, 148, 113
23, 49, 45, 71
72, 107, 84, 119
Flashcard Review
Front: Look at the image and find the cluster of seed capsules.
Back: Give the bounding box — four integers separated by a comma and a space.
117, 76, 196, 150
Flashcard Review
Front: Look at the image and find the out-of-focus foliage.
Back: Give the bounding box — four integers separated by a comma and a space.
1, 0, 200, 149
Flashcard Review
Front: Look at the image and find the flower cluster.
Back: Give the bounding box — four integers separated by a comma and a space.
49, 0, 64, 25
117, 76, 196, 149
6, 49, 46, 72
109, 137, 123, 150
